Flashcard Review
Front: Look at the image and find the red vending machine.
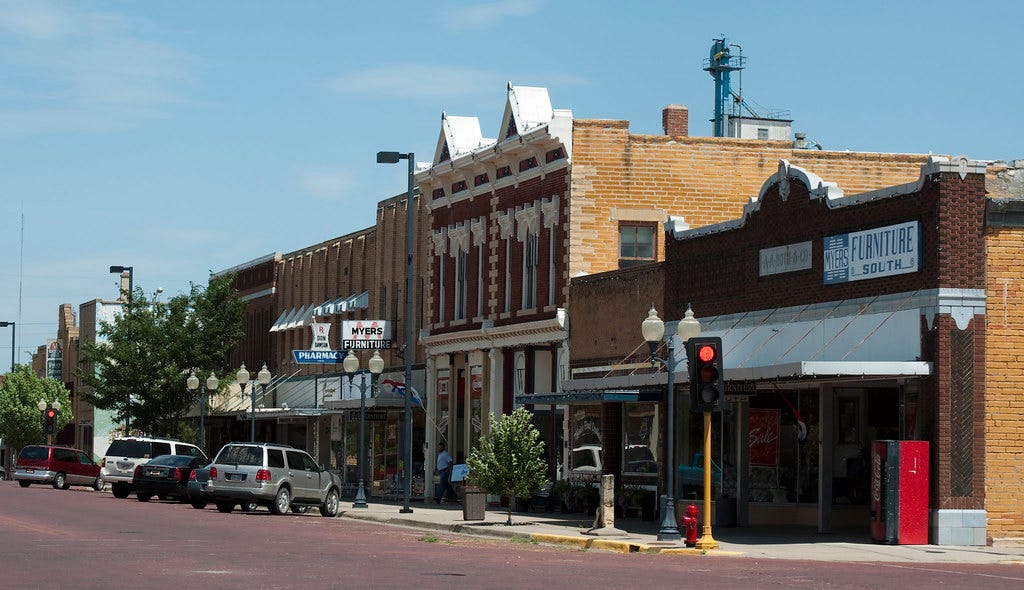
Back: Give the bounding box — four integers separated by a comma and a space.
870, 440, 929, 544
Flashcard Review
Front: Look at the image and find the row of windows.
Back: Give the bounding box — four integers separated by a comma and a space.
431, 148, 566, 199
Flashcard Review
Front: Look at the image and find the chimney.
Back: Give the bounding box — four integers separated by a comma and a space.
120, 272, 130, 302
663, 104, 688, 137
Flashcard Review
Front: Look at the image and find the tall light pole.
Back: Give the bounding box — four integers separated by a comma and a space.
642, 305, 702, 542
237, 364, 252, 441
0, 321, 14, 372
377, 149, 416, 515
344, 349, 385, 508
109, 265, 134, 430
205, 372, 219, 452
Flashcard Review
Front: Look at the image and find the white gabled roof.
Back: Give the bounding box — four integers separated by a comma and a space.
433, 113, 490, 164
501, 83, 553, 137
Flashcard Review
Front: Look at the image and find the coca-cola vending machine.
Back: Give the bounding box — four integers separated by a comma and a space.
870, 440, 929, 544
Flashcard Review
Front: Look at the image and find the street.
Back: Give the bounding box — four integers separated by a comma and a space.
2, 482, 1022, 589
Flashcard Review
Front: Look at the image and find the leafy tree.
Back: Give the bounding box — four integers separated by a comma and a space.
78, 273, 245, 439
0, 365, 72, 457
466, 407, 547, 525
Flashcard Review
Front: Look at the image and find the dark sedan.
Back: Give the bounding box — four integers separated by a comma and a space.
132, 454, 209, 502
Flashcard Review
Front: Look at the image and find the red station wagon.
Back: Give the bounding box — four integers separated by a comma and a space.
14, 445, 104, 491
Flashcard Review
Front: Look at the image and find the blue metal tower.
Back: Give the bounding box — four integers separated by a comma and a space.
703, 37, 745, 137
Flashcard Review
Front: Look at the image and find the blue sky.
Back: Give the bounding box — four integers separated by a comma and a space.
1, 0, 1021, 365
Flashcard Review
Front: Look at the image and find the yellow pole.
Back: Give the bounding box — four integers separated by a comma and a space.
695, 410, 719, 550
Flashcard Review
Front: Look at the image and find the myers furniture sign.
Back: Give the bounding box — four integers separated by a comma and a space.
342, 320, 392, 349
823, 221, 920, 284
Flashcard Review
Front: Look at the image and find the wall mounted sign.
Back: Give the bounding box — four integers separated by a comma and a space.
759, 241, 812, 276
341, 320, 392, 349
823, 221, 920, 284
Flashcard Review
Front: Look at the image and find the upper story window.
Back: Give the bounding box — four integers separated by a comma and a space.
757, 128, 769, 140
619, 222, 656, 269
519, 156, 539, 172
451, 180, 468, 194
432, 187, 446, 200
505, 118, 518, 138
523, 230, 538, 309
545, 147, 566, 163
474, 173, 490, 187
455, 247, 468, 320
496, 165, 513, 180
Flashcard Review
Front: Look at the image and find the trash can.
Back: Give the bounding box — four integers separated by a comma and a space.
462, 486, 487, 520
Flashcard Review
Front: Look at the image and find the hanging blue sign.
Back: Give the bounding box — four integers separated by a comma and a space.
293, 350, 343, 364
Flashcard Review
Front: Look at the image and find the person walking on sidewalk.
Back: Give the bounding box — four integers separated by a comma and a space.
434, 442, 457, 504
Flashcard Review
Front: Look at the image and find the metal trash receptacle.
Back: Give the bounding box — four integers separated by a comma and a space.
463, 487, 486, 520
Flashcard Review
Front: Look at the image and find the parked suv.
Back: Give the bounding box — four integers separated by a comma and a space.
14, 445, 104, 490
102, 437, 207, 499
206, 442, 341, 517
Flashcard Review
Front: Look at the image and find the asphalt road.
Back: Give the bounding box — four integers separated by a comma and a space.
2, 482, 1023, 589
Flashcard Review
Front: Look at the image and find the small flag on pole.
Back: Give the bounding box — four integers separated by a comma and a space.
382, 379, 424, 408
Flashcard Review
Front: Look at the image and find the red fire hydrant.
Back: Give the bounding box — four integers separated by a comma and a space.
679, 503, 699, 547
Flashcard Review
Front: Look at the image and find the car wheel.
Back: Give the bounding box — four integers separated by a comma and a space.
216, 501, 234, 513
93, 477, 105, 492
320, 488, 340, 518
112, 483, 132, 499
291, 504, 310, 514
52, 472, 67, 490
137, 493, 152, 502
190, 500, 208, 510
18, 480, 30, 488
270, 487, 290, 515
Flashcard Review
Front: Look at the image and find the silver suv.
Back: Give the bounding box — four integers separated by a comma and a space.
102, 437, 207, 499
206, 442, 341, 517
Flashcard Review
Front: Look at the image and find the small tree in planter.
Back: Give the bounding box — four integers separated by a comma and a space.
466, 407, 547, 526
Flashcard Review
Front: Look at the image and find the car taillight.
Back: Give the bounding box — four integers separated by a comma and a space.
255, 469, 271, 482
172, 468, 182, 481
101, 457, 107, 468
209, 466, 217, 479
133, 465, 142, 477
189, 470, 198, 481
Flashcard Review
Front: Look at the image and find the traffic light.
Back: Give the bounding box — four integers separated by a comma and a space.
44, 408, 57, 435
688, 336, 724, 412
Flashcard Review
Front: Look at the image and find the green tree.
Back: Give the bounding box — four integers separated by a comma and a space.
78, 273, 245, 439
0, 365, 72, 456
466, 407, 547, 525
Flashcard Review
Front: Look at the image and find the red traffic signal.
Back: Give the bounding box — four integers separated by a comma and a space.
44, 408, 57, 435
688, 337, 724, 412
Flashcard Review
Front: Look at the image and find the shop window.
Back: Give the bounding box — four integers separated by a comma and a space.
618, 222, 656, 268
570, 406, 602, 473
623, 403, 659, 475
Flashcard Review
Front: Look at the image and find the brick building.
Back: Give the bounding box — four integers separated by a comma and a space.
566, 156, 1024, 545
416, 84, 933, 499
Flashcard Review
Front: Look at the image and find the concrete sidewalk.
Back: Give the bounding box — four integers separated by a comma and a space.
338, 500, 1024, 564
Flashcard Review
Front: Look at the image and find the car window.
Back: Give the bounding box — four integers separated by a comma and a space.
152, 442, 172, 456
106, 440, 152, 458
78, 451, 94, 465
299, 453, 319, 472
53, 448, 77, 463
285, 450, 307, 471
267, 449, 285, 468
19, 446, 48, 460
218, 445, 261, 466
178, 445, 205, 459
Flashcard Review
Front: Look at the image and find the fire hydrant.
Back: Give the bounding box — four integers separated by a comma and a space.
679, 503, 699, 547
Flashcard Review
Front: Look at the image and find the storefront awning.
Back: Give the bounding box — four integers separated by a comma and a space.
516, 389, 666, 405
268, 291, 370, 332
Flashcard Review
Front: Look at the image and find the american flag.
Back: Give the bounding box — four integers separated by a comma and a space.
381, 379, 424, 408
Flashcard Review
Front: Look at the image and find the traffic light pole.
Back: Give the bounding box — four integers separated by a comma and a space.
695, 410, 719, 550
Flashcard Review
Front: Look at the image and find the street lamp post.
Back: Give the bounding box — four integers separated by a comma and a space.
642, 305, 702, 542
377, 149, 416, 515
37, 398, 61, 446
236, 364, 272, 442
0, 321, 14, 372
204, 372, 219, 452
109, 265, 133, 431
344, 349, 385, 508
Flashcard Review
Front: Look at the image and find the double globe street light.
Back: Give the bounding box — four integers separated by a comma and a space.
641, 304, 701, 542
344, 349, 385, 508
237, 363, 272, 442
187, 370, 220, 452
